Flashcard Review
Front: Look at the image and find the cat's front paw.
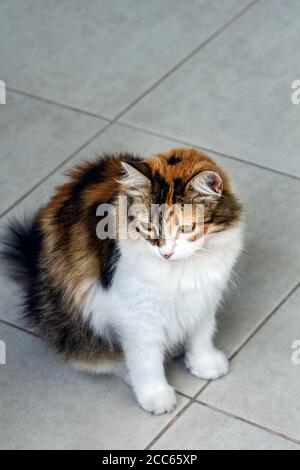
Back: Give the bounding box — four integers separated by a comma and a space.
137, 385, 177, 415
185, 349, 229, 381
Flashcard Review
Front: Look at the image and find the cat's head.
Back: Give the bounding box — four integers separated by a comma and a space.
119, 148, 242, 261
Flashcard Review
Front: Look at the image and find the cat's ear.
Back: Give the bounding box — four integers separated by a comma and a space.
186, 171, 223, 197
119, 161, 151, 196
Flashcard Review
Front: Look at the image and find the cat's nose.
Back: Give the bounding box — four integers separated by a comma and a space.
163, 253, 173, 260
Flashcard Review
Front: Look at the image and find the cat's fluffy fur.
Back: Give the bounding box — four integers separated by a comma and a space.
1, 148, 243, 414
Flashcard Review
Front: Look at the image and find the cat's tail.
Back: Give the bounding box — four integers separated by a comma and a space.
0, 215, 43, 287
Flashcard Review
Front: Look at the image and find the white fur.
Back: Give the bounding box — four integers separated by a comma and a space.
79, 225, 243, 414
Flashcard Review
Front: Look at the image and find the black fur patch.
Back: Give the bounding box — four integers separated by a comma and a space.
173, 178, 186, 202
87, 195, 120, 289
55, 157, 114, 251
100, 239, 121, 289
167, 155, 182, 166
152, 171, 170, 205
0, 214, 119, 360
56, 158, 109, 227
27, 276, 118, 360
0, 215, 43, 286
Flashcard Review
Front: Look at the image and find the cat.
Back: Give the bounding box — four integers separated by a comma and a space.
1, 147, 243, 414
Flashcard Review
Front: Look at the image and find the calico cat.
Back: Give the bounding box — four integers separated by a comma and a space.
2, 147, 243, 414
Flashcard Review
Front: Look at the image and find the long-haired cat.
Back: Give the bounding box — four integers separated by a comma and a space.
2, 148, 243, 414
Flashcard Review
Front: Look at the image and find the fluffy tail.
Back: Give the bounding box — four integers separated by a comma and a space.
0, 215, 43, 286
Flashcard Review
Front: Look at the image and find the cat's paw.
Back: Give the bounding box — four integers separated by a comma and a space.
185, 349, 229, 381
137, 385, 177, 415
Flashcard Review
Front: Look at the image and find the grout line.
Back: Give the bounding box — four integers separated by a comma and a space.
189, 281, 300, 406
195, 400, 300, 447
0, 321, 194, 398
2, 108, 297, 222
3, 311, 299, 449
193, 281, 300, 402
2, 281, 299, 448
0, 318, 38, 338
0, 0, 263, 223
229, 281, 300, 362
0, 121, 114, 220
175, 390, 192, 400
145, 398, 195, 450
193, 380, 211, 398
2, 268, 299, 449
113, 0, 261, 123
116, 121, 300, 182
5, 0, 260, 131
145, 382, 208, 450
190, 146, 300, 182
2, 0, 297, 448
7, 87, 113, 122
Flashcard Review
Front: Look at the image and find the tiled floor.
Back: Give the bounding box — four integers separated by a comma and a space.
0, 0, 299, 450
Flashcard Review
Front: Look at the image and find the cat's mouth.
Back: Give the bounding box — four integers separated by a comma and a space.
158, 251, 191, 262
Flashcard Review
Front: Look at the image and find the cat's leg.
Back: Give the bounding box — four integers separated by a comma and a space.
185, 317, 229, 380
122, 338, 176, 415
71, 359, 131, 386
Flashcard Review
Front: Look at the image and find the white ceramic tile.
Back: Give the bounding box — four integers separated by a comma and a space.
123, 0, 300, 176
0, 92, 106, 215
0, 322, 188, 450
153, 402, 300, 450
0, 0, 252, 117
201, 287, 300, 442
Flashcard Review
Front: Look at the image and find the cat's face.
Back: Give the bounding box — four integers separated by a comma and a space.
128, 202, 206, 261
120, 148, 242, 262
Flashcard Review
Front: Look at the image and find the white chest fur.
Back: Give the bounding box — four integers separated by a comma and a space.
84, 226, 242, 351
